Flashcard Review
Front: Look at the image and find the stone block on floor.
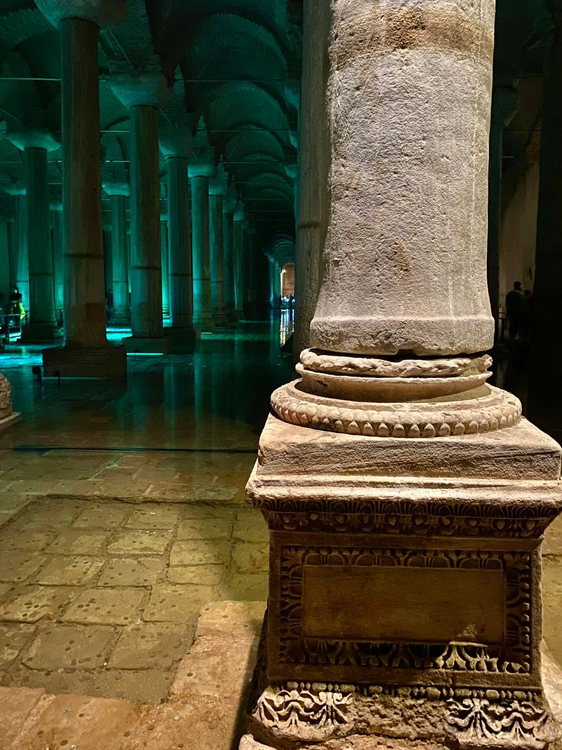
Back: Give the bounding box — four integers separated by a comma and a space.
22, 624, 116, 670
107, 530, 170, 556
61, 588, 147, 626
108, 623, 193, 670
98, 556, 165, 587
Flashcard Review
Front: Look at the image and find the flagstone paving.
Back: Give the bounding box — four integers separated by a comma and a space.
0, 493, 268, 705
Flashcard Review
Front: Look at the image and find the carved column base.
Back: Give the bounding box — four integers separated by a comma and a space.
240, 413, 562, 750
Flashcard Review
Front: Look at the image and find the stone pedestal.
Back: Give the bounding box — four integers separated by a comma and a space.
0, 373, 21, 432
238, 2, 562, 750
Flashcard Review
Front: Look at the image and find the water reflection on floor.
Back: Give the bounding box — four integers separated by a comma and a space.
1, 319, 294, 451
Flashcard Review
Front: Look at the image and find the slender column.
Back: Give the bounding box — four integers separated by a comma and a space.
189, 169, 214, 331
6, 218, 16, 288
488, 87, 517, 334
10, 190, 29, 313
209, 167, 228, 327
223, 186, 237, 324
268, 260, 279, 309
160, 216, 169, 319
243, 226, 257, 319
24, 146, 59, 341
160, 127, 195, 347
60, 18, 106, 348
50, 203, 64, 316
529, 10, 562, 420
102, 185, 130, 325
232, 204, 245, 321
239, 3, 562, 750
36, 0, 126, 377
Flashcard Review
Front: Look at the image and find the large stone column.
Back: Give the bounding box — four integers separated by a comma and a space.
112, 74, 169, 353
209, 167, 229, 327
240, 3, 562, 750
160, 127, 195, 349
223, 185, 237, 324
102, 183, 130, 325
37, 0, 126, 377
6, 135, 61, 342
5, 186, 29, 314
233, 203, 245, 321
189, 163, 215, 332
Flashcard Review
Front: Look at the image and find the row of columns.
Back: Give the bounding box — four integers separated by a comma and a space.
4, 0, 262, 376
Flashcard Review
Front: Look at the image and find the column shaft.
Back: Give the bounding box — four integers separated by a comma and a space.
129, 105, 163, 340
25, 147, 58, 340
210, 193, 227, 326
167, 157, 193, 331
60, 17, 107, 348
51, 210, 64, 315
14, 194, 29, 312
191, 175, 213, 330
161, 220, 169, 319
223, 209, 235, 320
111, 194, 129, 323
233, 218, 244, 319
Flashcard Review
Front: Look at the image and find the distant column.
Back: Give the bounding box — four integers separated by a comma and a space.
161, 215, 169, 320
102, 183, 130, 325
233, 203, 245, 321
50, 202, 64, 319
209, 166, 228, 327
5, 186, 29, 313
160, 126, 195, 349
223, 185, 237, 324
111, 73, 169, 353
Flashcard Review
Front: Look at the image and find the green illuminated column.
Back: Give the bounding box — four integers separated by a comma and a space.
6, 134, 61, 342
189, 166, 215, 332
102, 183, 130, 325
5, 185, 29, 313
233, 202, 245, 322
160, 126, 195, 348
223, 185, 237, 324
209, 166, 228, 327
50, 201, 64, 318
112, 73, 169, 352
36, 0, 127, 377
161, 214, 169, 320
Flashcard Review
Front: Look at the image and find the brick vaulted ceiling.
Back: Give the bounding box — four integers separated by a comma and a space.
0, 0, 554, 248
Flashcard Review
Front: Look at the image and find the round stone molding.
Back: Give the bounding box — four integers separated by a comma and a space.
270, 381, 522, 438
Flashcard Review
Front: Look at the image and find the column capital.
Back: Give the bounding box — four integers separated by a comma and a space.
188, 162, 214, 179
110, 73, 169, 110
49, 201, 63, 212
491, 86, 518, 127
160, 126, 193, 159
35, 0, 125, 29
102, 181, 130, 197
6, 128, 60, 152
2, 182, 26, 197
233, 202, 246, 222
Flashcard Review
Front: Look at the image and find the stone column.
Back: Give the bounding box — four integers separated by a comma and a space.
5, 186, 29, 313
233, 203, 245, 321
37, 0, 126, 377
160, 215, 169, 320
240, 3, 562, 750
268, 258, 279, 309
293, 0, 330, 359
103, 184, 130, 325
223, 185, 237, 324
209, 167, 229, 327
50, 202, 64, 319
112, 74, 169, 353
243, 226, 257, 319
6, 135, 61, 342
160, 127, 195, 349
488, 86, 517, 334
189, 164, 215, 332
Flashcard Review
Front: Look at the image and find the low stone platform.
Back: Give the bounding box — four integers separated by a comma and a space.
0, 600, 263, 750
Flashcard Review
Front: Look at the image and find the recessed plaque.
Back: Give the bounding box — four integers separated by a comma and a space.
302, 565, 505, 644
